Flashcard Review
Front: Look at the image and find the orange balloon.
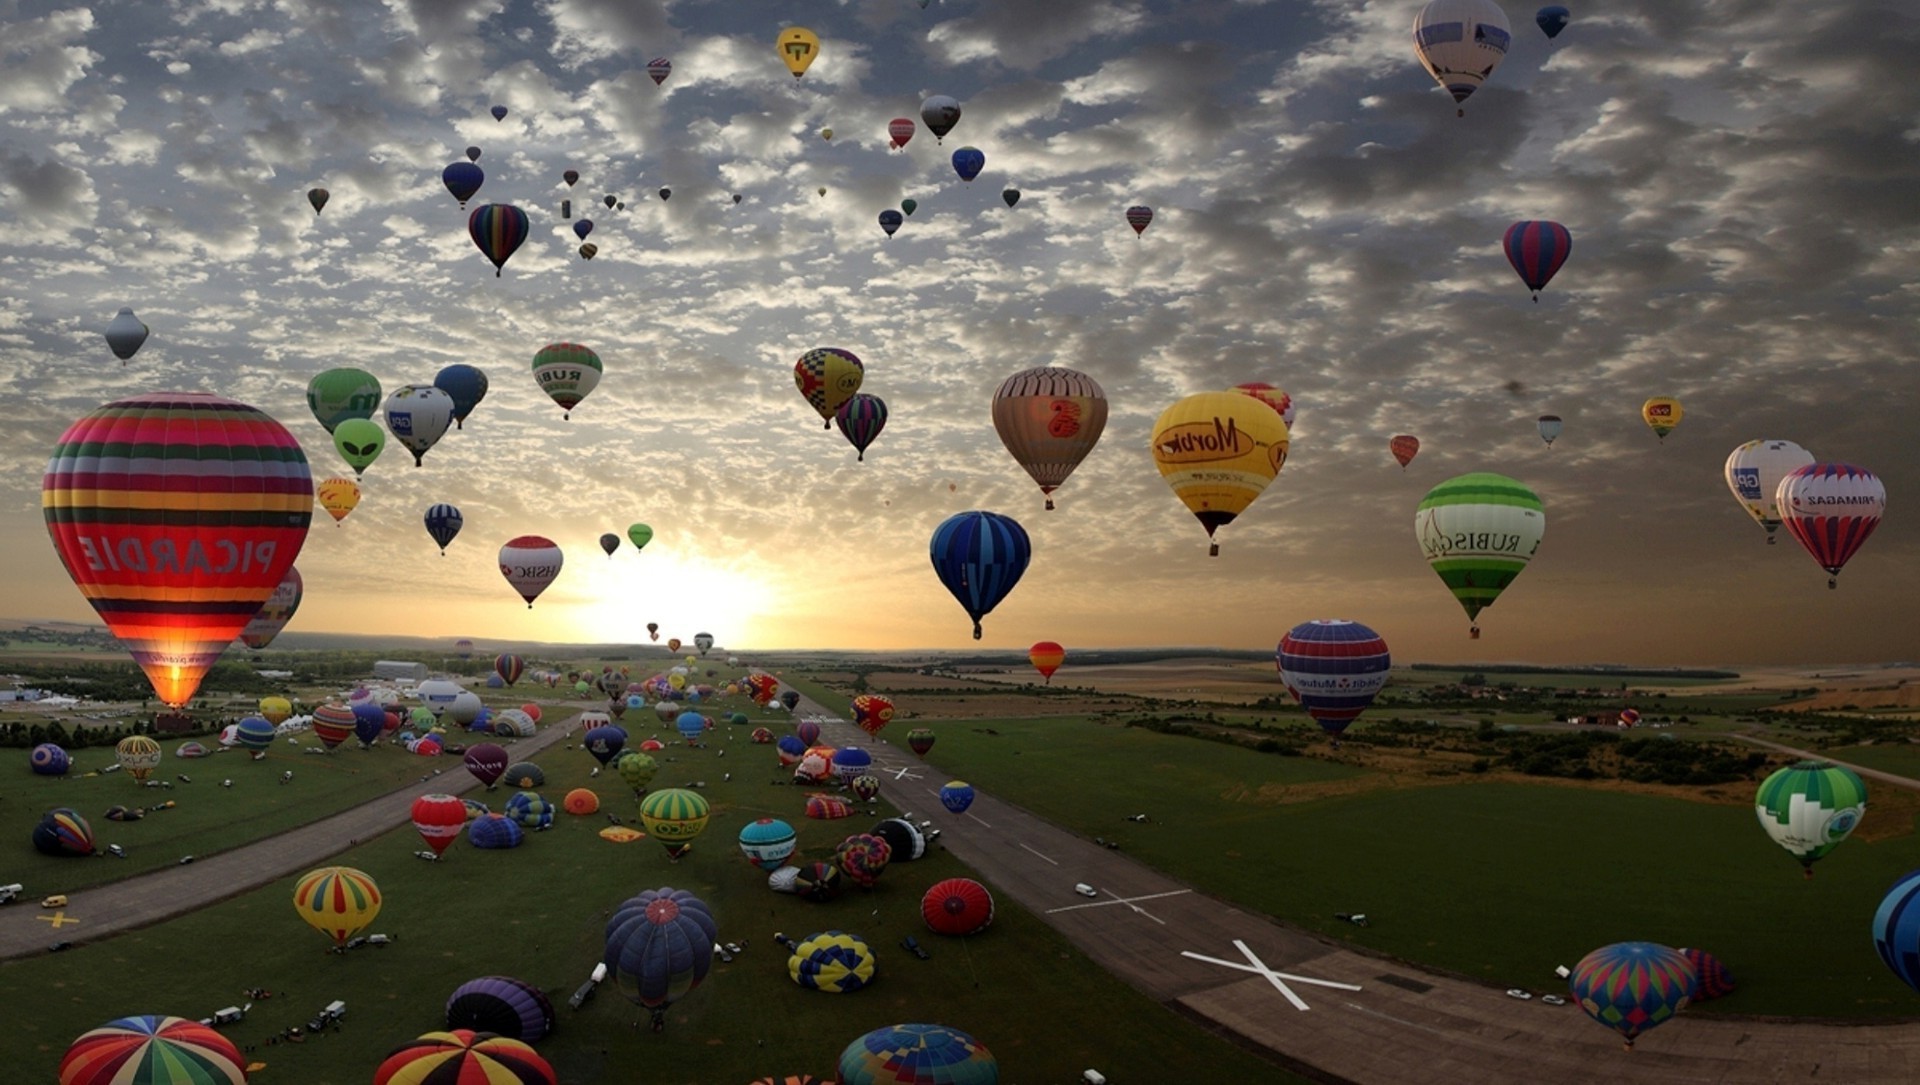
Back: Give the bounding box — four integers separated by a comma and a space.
1029, 641, 1065, 684
564, 788, 600, 815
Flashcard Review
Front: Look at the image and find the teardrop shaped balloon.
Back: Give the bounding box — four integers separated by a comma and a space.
993, 366, 1108, 511
901, 198, 917, 217
628, 523, 653, 552
1391, 435, 1421, 469
1777, 463, 1885, 588
1503, 221, 1572, 300
878, 210, 902, 238
1150, 391, 1289, 555
794, 347, 864, 429
834, 393, 888, 462
1126, 205, 1153, 235
1567, 942, 1696, 1050
317, 477, 361, 524
1276, 619, 1391, 741
776, 26, 820, 78
104, 307, 150, 363
383, 385, 457, 467
1413, 0, 1513, 116
820, 127, 833, 141
465, 145, 481, 162
1537, 414, 1562, 446
490, 105, 508, 120
1754, 760, 1866, 876
424, 503, 463, 555
604, 194, 617, 209
532, 342, 603, 420
332, 417, 385, 477
578, 242, 597, 260
1536, 5, 1570, 39
1724, 440, 1815, 544
307, 367, 382, 433
930, 510, 1031, 640
307, 187, 329, 214
920, 95, 961, 142
499, 535, 563, 608
43, 393, 313, 708
647, 57, 672, 85
1003, 188, 1020, 208
659, 187, 671, 201
442, 161, 484, 208
950, 146, 985, 183
574, 219, 594, 241
467, 203, 529, 277
1641, 396, 1682, 441
563, 169, 579, 186
888, 117, 916, 148
600, 533, 620, 557
238, 565, 303, 650
433, 364, 489, 430
1029, 641, 1065, 684
1415, 472, 1545, 637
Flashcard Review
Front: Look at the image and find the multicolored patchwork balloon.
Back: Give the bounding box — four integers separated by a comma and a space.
795, 347, 864, 429
1567, 941, 1697, 1050
61, 1015, 247, 1085
292, 865, 382, 947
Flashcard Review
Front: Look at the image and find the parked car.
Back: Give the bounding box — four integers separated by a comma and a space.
40, 894, 68, 909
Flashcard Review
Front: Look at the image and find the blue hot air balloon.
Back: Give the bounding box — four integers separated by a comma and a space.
951, 147, 985, 183
433, 365, 489, 430
490, 105, 508, 121
351, 701, 387, 746
584, 725, 628, 766
424, 503, 463, 555
878, 210, 903, 238
940, 781, 974, 814
1568, 941, 1697, 1049
1873, 869, 1920, 995
1536, 5, 1570, 38
676, 711, 706, 745
930, 511, 1031, 640
603, 887, 718, 1030
442, 161, 485, 208
574, 219, 594, 241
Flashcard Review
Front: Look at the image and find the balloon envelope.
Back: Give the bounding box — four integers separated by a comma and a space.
1391, 435, 1421, 468
499, 536, 563, 607
532, 342, 602, 418
103, 307, 150, 362
776, 26, 820, 77
384, 385, 457, 467
838, 1024, 997, 1085
602, 887, 718, 1013
1536, 4, 1570, 37
1754, 760, 1866, 874
239, 565, 303, 650
1503, 221, 1572, 298
444, 977, 556, 1043
950, 147, 985, 182
1413, 0, 1513, 111
795, 347, 865, 427
61, 1015, 246, 1085
1414, 473, 1545, 635
434, 364, 489, 429
929, 511, 1031, 640
920, 95, 961, 141
467, 203, 530, 276
373, 1029, 556, 1085
1724, 440, 1815, 542
1150, 391, 1289, 555
292, 865, 381, 947
993, 366, 1108, 510
1277, 620, 1391, 739
1567, 942, 1696, 1047
1777, 463, 1885, 586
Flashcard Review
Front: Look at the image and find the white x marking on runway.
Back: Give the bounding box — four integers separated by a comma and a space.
1179, 939, 1362, 1011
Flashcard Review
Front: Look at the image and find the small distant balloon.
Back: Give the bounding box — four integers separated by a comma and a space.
888, 117, 916, 148
1537, 414, 1563, 446
307, 187, 329, 214
465, 145, 481, 162
878, 210, 903, 238
574, 219, 594, 241
563, 169, 579, 186
578, 242, 597, 260
490, 105, 508, 120
1391, 435, 1421, 469
1536, 5, 1570, 38
103, 307, 150, 363
647, 57, 672, 85
659, 187, 671, 201
442, 161, 484, 208
920, 95, 961, 142
901, 198, 917, 217
1126, 205, 1153, 236
1002, 188, 1020, 208
600, 533, 620, 557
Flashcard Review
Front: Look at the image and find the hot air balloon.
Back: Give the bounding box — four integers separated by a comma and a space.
1015, 642, 1065, 686
1002, 187, 1020, 208
888, 117, 916, 148
878, 210, 903, 238
572, 219, 594, 241
235, 715, 276, 753
873, 817, 927, 861
694, 632, 713, 654
1777, 463, 1885, 588
293, 865, 381, 948
838, 1024, 997, 1085
1680, 948, 1735, 1001
1874, 870, 1920, 996
1151, 391, 1290, 556
307, 367, 382, 433
532, 342, 602, 420
850, 694, 895, 735
31, 743, 70, 775
115, 735, 162, 782
311, 702, 356, 749
384, 385, 457, 467
1503, 221, 1572, 300
1415, 473, 1545, 638
352, 700, 386, 746
420, 503, 464, 556
597, 532, 620, 558
784, 930, 876, 991
940, 781, 974, 814
34, 807, 95, 856
329, 417, 384, 479
1755, 760, 1866, 877
906, 728, 935, 757
60, 1016, 247, 1085
603, 887, 718, 1029
658, 187, 671, 201
1277, 620, 1391, 744
604, 194, 617, 208
819, 127, 834, 141
375, 1029, 555, 1085
1391, 435, 1421, 469
1413, 0, 1513, 116
442, 161, 484, 207
505, 790, 554, 829
490, 105, 508, 120
627, 523, 653, 553
239, 565, 303, 650
306, 187, 329, 215
101, 306, 152, 366
922, 878, 995, 936
578, 242, 597, 260
1125, 205, 1153, 235
1230, 382, 1295, 428
920, 95, 961, 142
317, 477, 360, 524
950, 147, 984, 182
615, 750, 658, 795
1536, 5, 1570, 38
776, 26, 820, 77
667, 637, 683, 653
832, 746, 874, 785
412, 793, 468, 855
1724, 440, 1815, 544
796, 719, 822, 746
44, 393, 312, 709
499, 536, 563, 607
1641, 396, 1682, 440
564, 788, 599, 815
493, 654, 523, 686
1537, 414, 1562, 447
1567, 942, 1697, 1050
835, 832, 892, 888
444, 978, 556, 1044
465, 145, 482, 163
901, 197, 918, 216
834, 394, 888, 461
563, 169, 579, 186
640, 788, 710, 859
795, 347, 864, 429
469, 812, 523, 849
675, 710, 706, 745
434, 364, 489, 430
468, 203, 530, 276
805, 792, 851, 820
740, 817, 799, 870
930, 511, 1031, 640
583, 724, 628, 766
647, 57, 672, 85
993, 366, 1109, 511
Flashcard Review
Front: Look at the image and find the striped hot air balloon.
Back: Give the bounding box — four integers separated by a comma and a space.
838, 1024, 998, 1085
44, 393, 312, 708
1568, 942, 1697, 1050
1276, 620, 1391, 744
1755, 760, 1866, 876
1414, 473, 1545, 638
834, 393, 888, 461
374, 1029, 555, 1085
310, 702, 357, 750
412, 794, 468, 855
60, 1015, 246, 1085
1777, 463, 1885, 589
992, 366, 1108, 511
467, 203, 529, 276
530, 342, 602, 419
639, 788, 710, 859
292, 866, 381, 948
1873, 869, 1920, 996
1390, 435, 1420, 470
929, 511, 1031, 640
1028, 641, 1065, 684
1502, 220, 1572, 300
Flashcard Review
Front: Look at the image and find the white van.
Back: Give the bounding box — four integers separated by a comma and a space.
1073, 883, 1097, 898
1083, 1072, 1108, 1084
0, 883, 22, 904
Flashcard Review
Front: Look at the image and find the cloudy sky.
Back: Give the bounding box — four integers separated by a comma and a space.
2, 0, 1916, 666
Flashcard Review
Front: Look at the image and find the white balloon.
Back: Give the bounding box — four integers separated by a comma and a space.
1413, 0, 1513, 113
383, 385, 457, 466
1724, 440, 1815, 542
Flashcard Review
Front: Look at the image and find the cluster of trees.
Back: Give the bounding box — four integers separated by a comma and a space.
0, 715, 219, 750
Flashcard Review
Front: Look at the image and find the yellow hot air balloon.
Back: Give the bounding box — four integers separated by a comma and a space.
259, 696, 292, 724
1642, 397, 1683, 441
316, 477, 361, 524
1151, 391, 1290, 556
777, 26, 820, 78
820, 127, 834, 141
292, 866, 381, 948
116, 735, 162, 782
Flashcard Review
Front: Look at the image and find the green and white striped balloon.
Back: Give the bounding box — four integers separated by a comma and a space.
1414, 472, 1545, 637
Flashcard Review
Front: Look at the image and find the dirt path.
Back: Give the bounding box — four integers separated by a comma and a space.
1725, 732, 1920, 793
794, 696, 1920, 1084
0, 714, 580, 960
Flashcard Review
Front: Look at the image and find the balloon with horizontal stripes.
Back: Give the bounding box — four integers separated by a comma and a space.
238, 565, 303, 649
43, 393, 313, 708
1277, 620, 1391, 742
1414, 473, 1544, 638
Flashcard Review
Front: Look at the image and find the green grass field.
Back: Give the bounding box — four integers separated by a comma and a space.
893, 714, 1920, 1019
3, 700, 1301, 1082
